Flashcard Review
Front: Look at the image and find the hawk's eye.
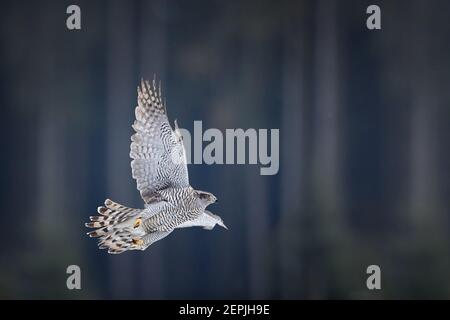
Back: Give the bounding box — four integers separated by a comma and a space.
199, 193, 209, 200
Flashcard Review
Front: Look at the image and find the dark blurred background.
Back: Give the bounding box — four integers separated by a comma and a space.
1, 0, 450, 299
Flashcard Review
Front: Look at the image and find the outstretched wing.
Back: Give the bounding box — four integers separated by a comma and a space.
130, 79, 189, 204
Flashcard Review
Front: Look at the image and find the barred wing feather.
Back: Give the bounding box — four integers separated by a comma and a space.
130, 79, 189, 204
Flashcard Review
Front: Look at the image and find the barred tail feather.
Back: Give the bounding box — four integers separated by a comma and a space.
85, 199, 143, 254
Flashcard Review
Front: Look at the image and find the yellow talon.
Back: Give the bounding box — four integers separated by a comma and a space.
132, 238, 144, 246
134, 218, 142, 228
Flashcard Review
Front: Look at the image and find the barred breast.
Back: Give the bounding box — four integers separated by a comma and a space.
142, 186, 202, 232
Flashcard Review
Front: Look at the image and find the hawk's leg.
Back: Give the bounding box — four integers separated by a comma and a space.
133, 218, 142, 228
132, 238, 144, 246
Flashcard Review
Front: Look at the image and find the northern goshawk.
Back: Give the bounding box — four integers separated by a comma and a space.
85, 79, 227, 254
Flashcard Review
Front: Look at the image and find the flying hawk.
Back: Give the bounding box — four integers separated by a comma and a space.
85, 79, 227, 254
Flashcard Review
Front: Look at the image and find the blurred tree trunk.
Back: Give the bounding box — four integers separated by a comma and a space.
279, 1, 305, 299
36, 2, 63, 236
409, 1, 441, 228
245, 173, 270, 299
203, 3, 242, 298
310, 0, 344, 298
405, 0, 448, 296
242, 40, 271, 300
137, 0, 168, 299
106, 0, 137, 299
312, 0, 341, 211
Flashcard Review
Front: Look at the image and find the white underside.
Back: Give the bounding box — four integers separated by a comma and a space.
176, 212, 216, 230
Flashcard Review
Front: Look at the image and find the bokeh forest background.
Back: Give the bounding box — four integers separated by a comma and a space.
1, 0, 450, 299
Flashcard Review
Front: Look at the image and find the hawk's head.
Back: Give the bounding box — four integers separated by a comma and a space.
195, 190, 218, 207
195, 190, 228, 230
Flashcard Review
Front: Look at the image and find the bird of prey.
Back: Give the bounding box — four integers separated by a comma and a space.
85, 79, 227, 254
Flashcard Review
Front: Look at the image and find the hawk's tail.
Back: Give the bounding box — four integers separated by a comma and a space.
85, 199, 144, 254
